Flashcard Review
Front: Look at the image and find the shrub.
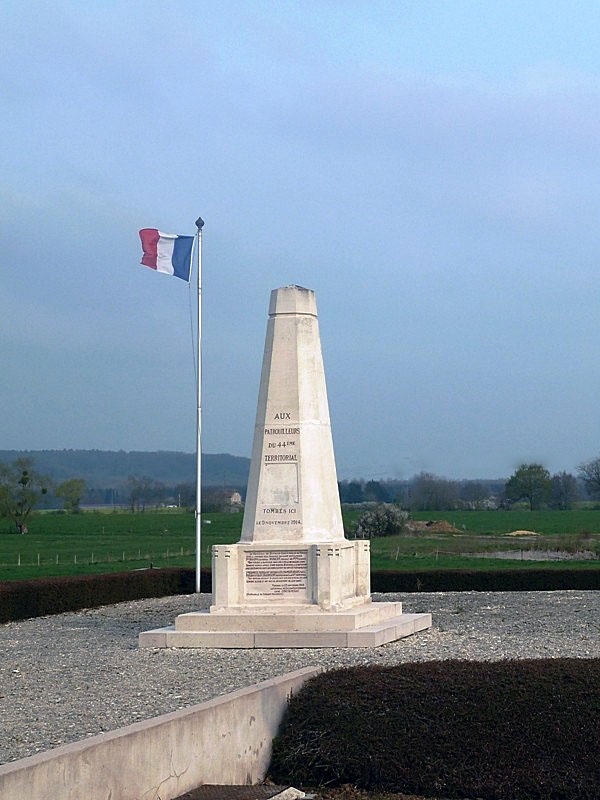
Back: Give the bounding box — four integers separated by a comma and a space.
270, 659, 600, 800
353, 505, 409, 539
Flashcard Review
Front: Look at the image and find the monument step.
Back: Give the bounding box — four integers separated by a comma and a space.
173, 601, 403, 633
347, 613, 433, 647
139, 612, 432, 649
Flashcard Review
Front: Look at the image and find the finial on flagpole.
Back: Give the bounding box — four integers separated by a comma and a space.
195, 217, 205, 230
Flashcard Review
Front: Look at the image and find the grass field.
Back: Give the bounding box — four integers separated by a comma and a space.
0, 511, 234, 582
1, 508, 600, 582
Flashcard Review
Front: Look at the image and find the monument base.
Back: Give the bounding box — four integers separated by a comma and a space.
211, 540, 372, 612
139, 539, 432, 649
139, 602, 432, 649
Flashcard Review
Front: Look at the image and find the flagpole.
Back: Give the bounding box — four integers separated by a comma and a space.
194, 217, 205, 593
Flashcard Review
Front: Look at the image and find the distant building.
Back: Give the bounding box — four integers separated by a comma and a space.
229, 491, 242, 506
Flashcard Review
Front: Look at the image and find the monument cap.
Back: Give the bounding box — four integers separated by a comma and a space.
269, 285, 317, 317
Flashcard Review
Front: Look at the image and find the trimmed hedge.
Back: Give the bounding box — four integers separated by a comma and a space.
0, 567, 210, 623
269, 659, 600, 800
1, 567, 599, 623
371, 567, 600, 593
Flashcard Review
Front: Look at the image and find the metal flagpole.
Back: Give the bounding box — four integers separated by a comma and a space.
194, 216, 205, 593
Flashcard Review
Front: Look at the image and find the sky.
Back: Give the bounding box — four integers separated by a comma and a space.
2, 0, 600, 481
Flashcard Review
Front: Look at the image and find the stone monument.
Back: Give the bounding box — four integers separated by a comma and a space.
140, 285, 431, 648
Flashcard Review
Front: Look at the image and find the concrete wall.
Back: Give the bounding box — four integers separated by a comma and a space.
0, 667, 320, 800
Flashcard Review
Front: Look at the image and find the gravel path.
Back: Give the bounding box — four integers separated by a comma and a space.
1, 590, 599, 765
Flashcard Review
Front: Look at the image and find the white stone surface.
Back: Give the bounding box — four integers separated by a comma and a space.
173, 601, 404, 631
139, 611, 433, 649
241, 285, 343, 544
212, 541, 371, 611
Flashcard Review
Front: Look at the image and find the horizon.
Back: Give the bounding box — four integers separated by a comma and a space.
0, 446, 576, 484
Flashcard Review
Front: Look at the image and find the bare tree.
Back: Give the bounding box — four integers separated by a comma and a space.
549, 472, 579, 510
577, 457, 600, 499
174, 482, 195, 509
126, 475, 165, 512
409, 472, 459, 511
460, 481, 489, 510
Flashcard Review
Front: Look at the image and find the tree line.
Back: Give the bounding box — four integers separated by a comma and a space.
4, 453, 600, 533
123, 477, 243, 514
0, 457, 246, 533
338, 456, 600, 512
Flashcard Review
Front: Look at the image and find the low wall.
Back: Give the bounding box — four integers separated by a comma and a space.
0, 667, 320, 800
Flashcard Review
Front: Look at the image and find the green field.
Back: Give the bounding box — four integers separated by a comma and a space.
1, 508, 600, 582
0, 511, 236, 582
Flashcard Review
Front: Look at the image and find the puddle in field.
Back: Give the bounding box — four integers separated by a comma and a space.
461, 549, 598, 561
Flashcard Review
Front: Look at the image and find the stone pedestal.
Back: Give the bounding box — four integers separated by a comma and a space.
140, 286, 431, 648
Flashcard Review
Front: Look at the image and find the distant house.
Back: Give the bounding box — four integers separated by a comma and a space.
229, 491, 243, 507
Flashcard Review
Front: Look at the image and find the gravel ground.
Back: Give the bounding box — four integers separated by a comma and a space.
1, 590, 599, 765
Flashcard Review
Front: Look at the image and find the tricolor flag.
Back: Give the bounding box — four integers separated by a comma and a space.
139, 228, 194, 281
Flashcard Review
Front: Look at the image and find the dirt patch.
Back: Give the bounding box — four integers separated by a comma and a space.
508, 530, 539, 536
405, 520, 462, 534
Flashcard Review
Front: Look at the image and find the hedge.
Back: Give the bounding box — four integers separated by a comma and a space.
0, 567, 209, 623
371, 567, 600, 593
269, 659, 600, 800
1, 567, 599, 623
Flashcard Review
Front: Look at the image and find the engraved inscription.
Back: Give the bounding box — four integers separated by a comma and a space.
257, 413, 301, 521
245, 550, 308, 599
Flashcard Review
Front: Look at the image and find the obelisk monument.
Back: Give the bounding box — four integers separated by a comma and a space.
140, 286, 431, 647
240, 284, 344, 546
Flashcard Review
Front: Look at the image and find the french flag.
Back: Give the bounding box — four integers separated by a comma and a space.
139, 228, 194, 281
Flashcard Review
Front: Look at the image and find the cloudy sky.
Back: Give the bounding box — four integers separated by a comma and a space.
2, 1, 600, 480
